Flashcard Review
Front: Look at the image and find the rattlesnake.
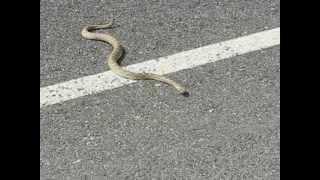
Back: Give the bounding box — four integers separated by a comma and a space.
81, 21, 189, 96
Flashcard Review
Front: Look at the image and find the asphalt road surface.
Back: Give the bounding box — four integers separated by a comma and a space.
40, 0, 280, 179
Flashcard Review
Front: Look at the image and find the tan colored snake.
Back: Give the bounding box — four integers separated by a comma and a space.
81, 21, 189, 96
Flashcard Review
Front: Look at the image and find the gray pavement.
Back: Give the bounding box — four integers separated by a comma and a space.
40, 0, 280, 179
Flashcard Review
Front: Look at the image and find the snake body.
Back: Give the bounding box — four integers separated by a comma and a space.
81, 21, 188, 95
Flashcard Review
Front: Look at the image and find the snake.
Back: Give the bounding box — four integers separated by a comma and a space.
81, 21, 189, 96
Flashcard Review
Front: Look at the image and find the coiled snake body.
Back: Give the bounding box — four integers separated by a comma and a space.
81, 21, 188, 96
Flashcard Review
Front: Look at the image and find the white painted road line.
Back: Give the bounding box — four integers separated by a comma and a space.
40, 27, 280, 108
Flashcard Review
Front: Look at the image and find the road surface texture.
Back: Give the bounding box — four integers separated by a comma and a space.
40, 0, 280, 179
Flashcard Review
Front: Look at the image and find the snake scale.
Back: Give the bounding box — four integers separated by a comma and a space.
81, 21, 189, 96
